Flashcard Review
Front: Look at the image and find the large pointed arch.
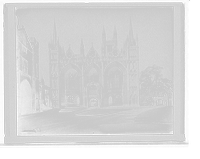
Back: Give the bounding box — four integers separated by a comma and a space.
103, 61, 126, 106
104, 61, 126, 74
84, 63, 102, 84
65, 62, 82, 74
59, 64, 82, 106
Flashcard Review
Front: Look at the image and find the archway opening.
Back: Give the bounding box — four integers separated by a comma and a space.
65, 68, 81, 107
104, 62, 128, 105
18, 80, 32, 114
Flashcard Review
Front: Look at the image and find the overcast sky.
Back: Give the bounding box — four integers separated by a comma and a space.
16, 7, 174, 86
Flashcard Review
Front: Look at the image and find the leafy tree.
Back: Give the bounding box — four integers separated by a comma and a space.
139, 65, 173, 106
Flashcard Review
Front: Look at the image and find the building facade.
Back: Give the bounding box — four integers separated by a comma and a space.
49, 21, 139, 109
16, 24, 40, 115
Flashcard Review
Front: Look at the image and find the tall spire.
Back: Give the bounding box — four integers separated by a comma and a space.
129, 18, 136, 46
53, 20, 57, 44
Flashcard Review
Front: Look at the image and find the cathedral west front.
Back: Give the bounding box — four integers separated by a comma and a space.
49, 20, 139, 109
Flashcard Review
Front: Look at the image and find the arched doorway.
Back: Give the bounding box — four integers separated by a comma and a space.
104, 61, 125, 106
85, 67, 101, 107
65, 68, 81, 107
89, 98, 98, 106
18, 79, 33, 115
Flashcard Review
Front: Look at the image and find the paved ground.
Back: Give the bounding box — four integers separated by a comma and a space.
17, 106, 173, 135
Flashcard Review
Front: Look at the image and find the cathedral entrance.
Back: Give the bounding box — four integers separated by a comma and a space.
85, 66, 101, 107
59, 64, 82, 107
104, 62, 125, 107
89, 98, 98, 106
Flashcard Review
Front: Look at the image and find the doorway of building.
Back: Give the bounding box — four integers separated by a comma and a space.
89, 98, 98, 106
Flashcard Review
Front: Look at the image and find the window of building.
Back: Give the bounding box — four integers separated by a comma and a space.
22, 58, 28, 74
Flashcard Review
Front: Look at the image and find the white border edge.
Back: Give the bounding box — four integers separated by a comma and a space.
4, 3, 185, 143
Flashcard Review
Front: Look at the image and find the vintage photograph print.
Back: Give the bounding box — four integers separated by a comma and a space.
4, 3, 185, 144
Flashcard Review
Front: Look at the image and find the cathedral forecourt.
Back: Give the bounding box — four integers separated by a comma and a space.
49, 20, 139, 109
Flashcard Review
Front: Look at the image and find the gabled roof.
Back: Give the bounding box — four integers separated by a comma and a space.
87, 44, 98, 58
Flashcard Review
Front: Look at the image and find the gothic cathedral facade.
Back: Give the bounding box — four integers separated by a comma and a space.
49, 21, 139, 109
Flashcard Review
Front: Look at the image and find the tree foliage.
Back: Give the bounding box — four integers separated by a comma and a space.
140, 65, 173, 103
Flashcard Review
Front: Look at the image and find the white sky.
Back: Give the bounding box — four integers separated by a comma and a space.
17, 7, 174, 86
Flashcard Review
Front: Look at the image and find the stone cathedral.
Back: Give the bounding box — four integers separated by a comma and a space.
49, 21, 139, 109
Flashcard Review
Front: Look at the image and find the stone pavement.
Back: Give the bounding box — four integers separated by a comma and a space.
19, 106, 173, 135
98, 106, 173, 134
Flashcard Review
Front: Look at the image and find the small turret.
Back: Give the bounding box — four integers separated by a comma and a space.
128, 19, 136, 46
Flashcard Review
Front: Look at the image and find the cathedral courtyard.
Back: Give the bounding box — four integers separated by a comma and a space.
18, 105, 173, 135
